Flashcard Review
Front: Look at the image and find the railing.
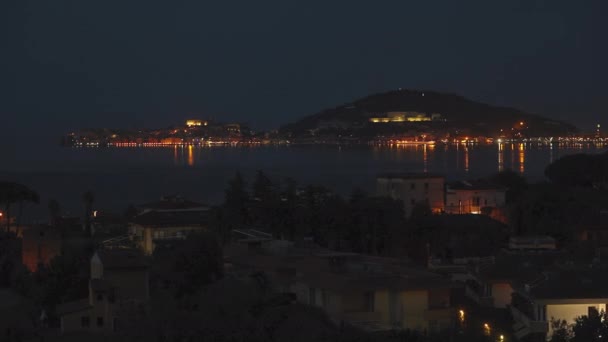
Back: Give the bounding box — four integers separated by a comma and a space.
510, 306, 547, 333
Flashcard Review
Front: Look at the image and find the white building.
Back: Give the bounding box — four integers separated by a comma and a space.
445, 180, 506, 215
510, 269, 608, 340
376, 173, 445, 217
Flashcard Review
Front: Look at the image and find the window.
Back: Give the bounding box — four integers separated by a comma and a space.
97, 294, 103, 301
81, 316, 90, 327
411, 199, 416, 205
410, 183, 415, 190
424, 183, 429, 191
97, 317, 104, 327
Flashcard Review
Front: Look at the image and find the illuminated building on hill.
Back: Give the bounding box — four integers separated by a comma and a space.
369, 111, 441, 123
186, 119, 208, 127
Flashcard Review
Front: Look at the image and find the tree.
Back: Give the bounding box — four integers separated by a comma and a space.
224, 171, 250, 226
571, 309, 608, 342
0, 182, 39, 233
410, 201, 432, 222
550, 318, 574, 342
490, 169, 528, 203
162, 233, 224, 297
545, 152, 608, 188
252, 170, 275, 202
48, 199, 61, 227
82, 190, 94, 236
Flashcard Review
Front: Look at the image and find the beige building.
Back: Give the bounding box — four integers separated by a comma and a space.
129, 196, 210, 255
57, 249, 149, 334
227, 243, 456, 332
376, 173, 445, 217
445, 181, 506, 215
510, 270, 608, 340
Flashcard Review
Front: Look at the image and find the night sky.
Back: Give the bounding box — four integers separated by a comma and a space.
0, 0, 604, 138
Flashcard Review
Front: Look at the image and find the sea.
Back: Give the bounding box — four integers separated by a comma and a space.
0, 141, 606, 222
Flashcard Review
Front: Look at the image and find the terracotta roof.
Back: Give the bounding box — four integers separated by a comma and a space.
56, 299, 91, 315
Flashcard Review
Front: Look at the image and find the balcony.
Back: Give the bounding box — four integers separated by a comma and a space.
510, 305, 547, 339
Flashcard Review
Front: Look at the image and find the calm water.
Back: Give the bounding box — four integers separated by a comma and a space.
0, 143, 606, 221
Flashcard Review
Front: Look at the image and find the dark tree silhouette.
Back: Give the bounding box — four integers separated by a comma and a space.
0, 182, 39, 233
48, 199, 61, 227
82, 190, 95, 236
224, 171, 250, 226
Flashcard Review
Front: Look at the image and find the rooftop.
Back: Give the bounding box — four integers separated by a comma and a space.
377, 172, 444, 180
447, 180, 506, 191
56, 299, 91, 315
132, 209, 209, 227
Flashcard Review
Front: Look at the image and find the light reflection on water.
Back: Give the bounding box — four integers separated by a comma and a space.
0, 142, 605, 220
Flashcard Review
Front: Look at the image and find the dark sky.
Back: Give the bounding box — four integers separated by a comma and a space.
0, 0, 604, 137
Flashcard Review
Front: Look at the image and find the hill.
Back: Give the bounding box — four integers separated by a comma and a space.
281, 89, 577, 138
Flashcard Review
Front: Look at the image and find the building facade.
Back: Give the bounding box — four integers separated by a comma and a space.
57, 249, 149, 334
445, 181, 506, 215
129, 196, 210, 255
376, 173, 445, 217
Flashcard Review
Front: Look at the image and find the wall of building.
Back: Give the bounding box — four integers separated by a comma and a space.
445, 190, 506, 214
61, 307, 113, 334
104, 269, 149, 302
546, 303, 606, 336
491, 283, 513, 308
139, 225, 205, 255
401, 290, 429, 331
377, 177, 445, 217
374, 290, 390, 325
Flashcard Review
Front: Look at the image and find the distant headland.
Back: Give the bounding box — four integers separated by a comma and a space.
63, 89, 604, 147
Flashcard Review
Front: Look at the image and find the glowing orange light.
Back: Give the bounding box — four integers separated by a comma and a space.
520, 121, 524, 126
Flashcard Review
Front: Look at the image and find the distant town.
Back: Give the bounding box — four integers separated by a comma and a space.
62, 90, 605, 148
63, 118, 605, 148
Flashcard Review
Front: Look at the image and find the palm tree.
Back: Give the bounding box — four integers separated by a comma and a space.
0, 182, 39, 233
83, 191, 94, 236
